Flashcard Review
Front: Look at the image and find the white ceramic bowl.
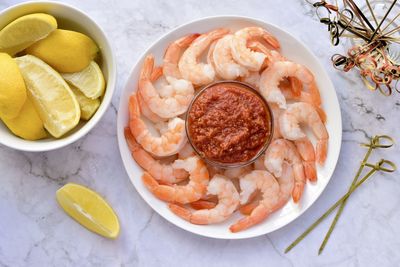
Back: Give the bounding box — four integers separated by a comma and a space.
117, 16, 342, 239
0, 1, 116, 152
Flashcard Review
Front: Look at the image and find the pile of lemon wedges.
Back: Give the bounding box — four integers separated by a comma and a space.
0, 13, 105, 140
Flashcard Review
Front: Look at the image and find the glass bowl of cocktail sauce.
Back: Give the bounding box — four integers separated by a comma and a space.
185, 80, 274, 168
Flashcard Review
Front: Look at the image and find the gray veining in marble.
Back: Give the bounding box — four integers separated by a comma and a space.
0, 0, 399, 266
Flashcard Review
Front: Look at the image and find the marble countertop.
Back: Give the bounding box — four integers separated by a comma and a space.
1, 0, 400, 266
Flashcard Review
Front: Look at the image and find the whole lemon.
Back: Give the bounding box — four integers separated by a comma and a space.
1, 97, 47, 140
26, 29, 98, 73
0, 53, 27, 119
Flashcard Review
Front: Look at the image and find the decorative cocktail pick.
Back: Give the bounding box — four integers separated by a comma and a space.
285, 135, 396, 254
307, 0, 400, 95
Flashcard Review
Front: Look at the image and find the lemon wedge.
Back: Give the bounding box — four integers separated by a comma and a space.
62, 61, 105, 99
0, 13, 57, 56
26, 29, 98, 73
1, 97, 47, 140
69, 84, 100, 120
0, 53, 27, 119
56, 183, 120, 239
15, 55, 80, 138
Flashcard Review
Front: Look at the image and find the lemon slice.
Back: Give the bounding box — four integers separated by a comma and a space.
56, 183, 120, 239
62, 61, 105, 99
0, 13, 57, 56
69, 84, 100, 120
15, 55, 80, 138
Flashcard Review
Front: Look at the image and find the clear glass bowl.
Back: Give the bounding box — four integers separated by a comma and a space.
185, 80, 274, 169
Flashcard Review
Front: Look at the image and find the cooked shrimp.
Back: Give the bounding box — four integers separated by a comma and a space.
142, 156, 209, 204
190, 199, 217, 210
279, 102, 329, 164
264, 139, 306, 203
129, 93, 187, 157
294, 138, 317, 182
124, 127, 188, 183
179, 28, 229, 86
230, 170, 280, 232
280, 78, 325, 121
169, 175, 239, 224
163, 34, 200, 79
247, 40, 284, 70
212, 34, 248, 79
137, 66, 165, 123
240, 162, 294, 215
139, 55, 194, 119
230, 27, 280, 71
260, 61, 315, 109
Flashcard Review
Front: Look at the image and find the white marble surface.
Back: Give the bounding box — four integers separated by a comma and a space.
1, 0, 400, 266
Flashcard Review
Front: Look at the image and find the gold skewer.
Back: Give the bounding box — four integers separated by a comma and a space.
366, 0, 380, 29
379, 11, 400, 35
370, 0, 398, 41
384, 24, 400, 37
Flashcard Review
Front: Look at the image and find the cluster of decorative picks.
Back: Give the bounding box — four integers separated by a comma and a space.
308, 0, 400, 95
285, 135, 396, 254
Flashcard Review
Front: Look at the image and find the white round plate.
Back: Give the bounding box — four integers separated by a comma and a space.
117, 16, 342, 239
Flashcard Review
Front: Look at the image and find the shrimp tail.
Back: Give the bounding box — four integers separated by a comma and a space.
303, 162, 317, 182
169, 203, 210, 225
142, 172, 174, 202
264, 34, 280, 50
315, 106, 327, 123
292, 181, 304, 203
140, 54, 154, 81
190, 200, 217, 210
124, 126, 139, 152
316, 139, 328, 165
239, 202, 258, 215
309, 81, 322, 106
150, 66, 163, 81
288, 77, 302, 96
230, 206, 268, 232
129, 94, 145, 140
169, 203, 192, 221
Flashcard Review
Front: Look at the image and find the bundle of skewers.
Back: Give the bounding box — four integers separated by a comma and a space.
308, 0, 400, 95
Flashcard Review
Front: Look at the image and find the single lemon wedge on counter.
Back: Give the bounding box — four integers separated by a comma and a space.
62, 61, 105, 99
26, 29, 98, 73
1, 97, 47, 140
56, 183, 120, 239
15, 55, 80, 138
0, 53, 27, 119
0, 13, 57, 56
69, 84, 100, 120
